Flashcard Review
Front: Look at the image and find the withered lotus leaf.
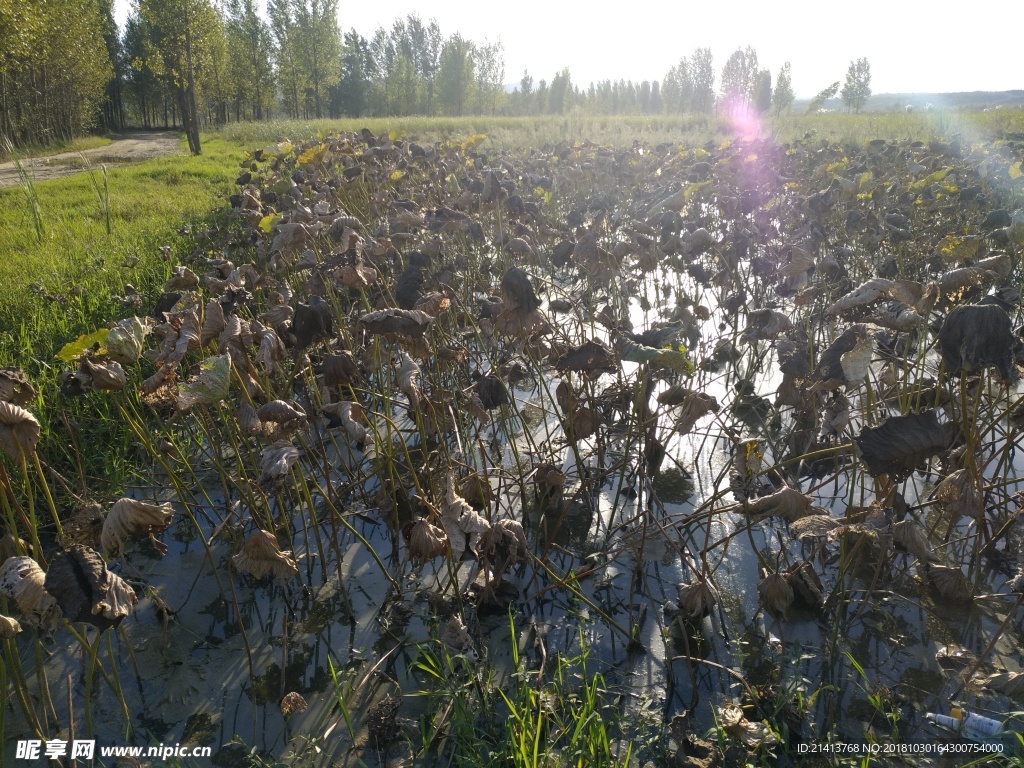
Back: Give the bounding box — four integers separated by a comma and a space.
744, 485, 813, 520
201, 298, 226, 347
855, 410, 948, 478
570, 406, 601, 440
164, 266, 199, 292
927, 564, 974, 603
0, 556, 62, 636
676, 577, 719, 620
293, 296, 335, 349
320, 401, 367, 445
757, 572, 794, 616
321, 351, 359, 388
892, 520, 935, 561
102, 498, 175, 557
439, 614, 475, 656
259, 439, 299, 489
474, 373, 508, 409
555, 339, 616, 374
0, 401, 41, 460
440, 472, 490, 561
0, 367, 37, 406
789, 515, 842, 541
257, 400, 308, 432
673, 391, 721, 435
825, 278, 893, 316
500, 266, 541, 312
396, 352, 423, 407
479, 518, 528, 574
0, 613, 20, 637
80, 358, 128, 392
812, 324, 872, 388
358, 308, 434, 338
934, 468, 983, 520
785, 562, 824, 610
740, 309, 792, 343
401, 518, 449, 562
232, 530, 298, 580
44, 546, 137, 630
937, 304, 1016, 381
280, 691, 308, 716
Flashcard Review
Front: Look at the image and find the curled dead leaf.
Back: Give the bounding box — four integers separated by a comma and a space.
232, 530, 298, 580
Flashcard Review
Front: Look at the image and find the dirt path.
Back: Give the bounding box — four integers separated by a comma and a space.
0, 131, 183, 187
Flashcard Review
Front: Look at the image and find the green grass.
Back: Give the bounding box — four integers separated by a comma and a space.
0, 135, 239, 366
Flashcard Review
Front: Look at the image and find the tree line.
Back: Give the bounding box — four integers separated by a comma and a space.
0, 0, 872, 153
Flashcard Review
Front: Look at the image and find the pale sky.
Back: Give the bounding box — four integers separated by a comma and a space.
114, 0, 1022, 98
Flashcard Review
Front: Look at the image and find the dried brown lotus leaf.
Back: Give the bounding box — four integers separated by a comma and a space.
0, 613, 21, 637
938, 303, 1015, 381
359, 308, 434, 338
401, 518, 449, 562
257, 329, 287, 373
102, 498, 174, 557
825, 277, 893, 316
232, 530, 298, 580
201, 299, 226, 347
468, 392, 491, 425
866, 300, 926, 332
757, 572, 794, 616
0, 368, 36, 406
164, 266, 199, 291
0, 402, 40, 460
789, 515, 842, 540
81, 359, 127, 392
740, 309, 792, 343
673, 392, 720, 435
928, 565, 974, 603
676, 577, 719, 620
396, 352, 423, 407
460, 474, 494, 507
570, 406, 601, 440
892, 519, 935, 561
322, 351, 359, 388
0, 556, 62, 635
237, 403, 262, 435
260, 303, 294, 330
745, 486, 813, 521
321, 401, 367, 445
339, 259, 379, 290
440, 472, 491, 561
257, 400, 308, 432
45, 546, 137, 629
494, 306, 550, 339
935, 468, 983, 520
786, 562, 824, 610
413, 292, 450, 317
838, 334, 874, 384
440, 615, 475, 656
479, 518, 528, 573
259, 440, 299, 488
555, 340, 617, 374
855, 410, 948, 478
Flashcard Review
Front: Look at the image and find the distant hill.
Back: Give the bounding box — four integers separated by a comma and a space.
794, 90, 1024, 113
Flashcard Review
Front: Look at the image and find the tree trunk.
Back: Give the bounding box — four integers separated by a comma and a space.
182, 28, 201, 154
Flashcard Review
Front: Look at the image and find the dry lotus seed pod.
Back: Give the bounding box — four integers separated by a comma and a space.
0, 556, 62, 636
232, 530, 298, 580
101, 498, 175, 557
44, 546, 137, 631
401, 518, 449, 562
0, 401, 41, 460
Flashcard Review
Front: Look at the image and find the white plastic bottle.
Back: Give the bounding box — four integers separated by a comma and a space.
927, 709, 1005, 743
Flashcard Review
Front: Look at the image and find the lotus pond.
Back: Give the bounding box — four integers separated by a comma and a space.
3, 125, 1024, 768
